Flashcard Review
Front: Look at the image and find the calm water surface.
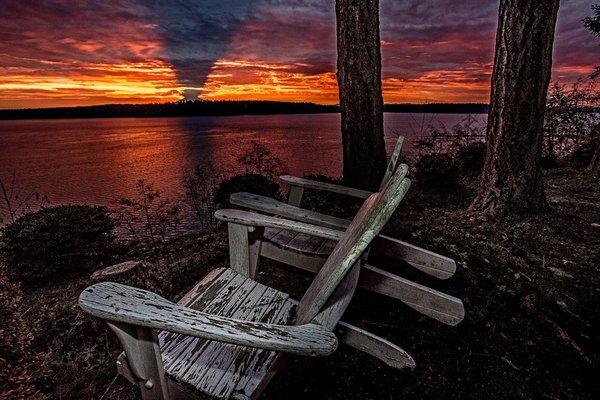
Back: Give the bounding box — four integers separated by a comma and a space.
0, 113, 485, 227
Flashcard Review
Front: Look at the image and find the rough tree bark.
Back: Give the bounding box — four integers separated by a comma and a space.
471, 0, 560, 214
336, 0, 387, 191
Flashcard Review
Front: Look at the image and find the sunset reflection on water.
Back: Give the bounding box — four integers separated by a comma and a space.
0, 113, 485, 229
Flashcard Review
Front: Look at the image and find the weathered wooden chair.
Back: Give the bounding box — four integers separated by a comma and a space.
231, 135, 457, 280
227, 137, 463, 328
79, 166, 415, 400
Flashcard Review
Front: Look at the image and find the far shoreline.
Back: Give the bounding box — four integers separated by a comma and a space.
0, 100, 489, 121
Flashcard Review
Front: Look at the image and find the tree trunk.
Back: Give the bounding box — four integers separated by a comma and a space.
336, 0, 387, 191
471, 0, 560, 214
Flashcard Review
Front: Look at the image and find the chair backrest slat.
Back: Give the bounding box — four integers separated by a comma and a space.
296, 164, 411, 324
380, 135, 405, 189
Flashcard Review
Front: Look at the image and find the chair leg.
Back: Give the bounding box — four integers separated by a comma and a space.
287, 186, 304, 207
228, 222, 263, 279
248, 227, 264, 279
108, 322, 170, 400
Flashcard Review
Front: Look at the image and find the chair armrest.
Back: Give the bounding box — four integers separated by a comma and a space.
230, 192, 351, 230
79, 282, 337, 356
279, 175, 373, 199
215, 209, 343, 241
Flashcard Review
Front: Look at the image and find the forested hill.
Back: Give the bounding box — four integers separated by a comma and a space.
0, 100, 488, 120
0, 100, 487, 119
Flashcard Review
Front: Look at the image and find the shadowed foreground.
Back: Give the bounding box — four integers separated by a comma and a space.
3, 166, 598, 400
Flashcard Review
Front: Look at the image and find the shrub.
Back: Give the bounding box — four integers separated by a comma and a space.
300, 174, 362, 219
414, 153, 460, 190
456, 141, 486, 173
0, 263, 42, 399
236, 141, 286, 179
569, 133, 597, 168
543, 80, 599, 160
0, 205, 116, 284
114, 180, 181, 245
540, 155, 560, 170
415, 115, 485, 157
213, 173, 282, 208
183, 166, 221, 230
0, 171, 49, 225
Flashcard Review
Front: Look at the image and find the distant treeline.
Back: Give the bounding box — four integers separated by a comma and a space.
0, 100, 490, 120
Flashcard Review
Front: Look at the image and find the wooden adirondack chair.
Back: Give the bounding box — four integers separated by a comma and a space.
228, 158, 464, 329
78, 167, 414, 400
231, 135, 457, 280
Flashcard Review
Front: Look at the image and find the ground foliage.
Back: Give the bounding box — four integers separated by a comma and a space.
0, 205, 116, 285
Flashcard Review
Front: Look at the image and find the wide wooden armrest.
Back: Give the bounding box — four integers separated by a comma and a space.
79, 282, 338, 356
279, 175, 373, 199
215, 209, 343, 240
230, 192, 351, 230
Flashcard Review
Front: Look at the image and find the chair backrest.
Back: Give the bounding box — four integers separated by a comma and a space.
296, 164, 411, 324
380, 135, 405, 190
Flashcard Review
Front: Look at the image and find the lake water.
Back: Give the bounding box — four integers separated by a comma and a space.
0, 113, 485, 228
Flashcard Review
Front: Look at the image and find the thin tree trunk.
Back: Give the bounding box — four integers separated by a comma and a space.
471, 0, 560, 214
587, 125, 600, 175
336, 0, 387, 191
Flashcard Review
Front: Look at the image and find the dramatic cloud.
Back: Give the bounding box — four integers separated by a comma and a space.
0, 0, 596, 108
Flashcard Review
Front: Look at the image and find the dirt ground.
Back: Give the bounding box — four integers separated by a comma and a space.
15, 166, 599, 400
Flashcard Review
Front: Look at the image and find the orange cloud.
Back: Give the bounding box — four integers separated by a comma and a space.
0, 0, 595, 109
201, 59, 338, 103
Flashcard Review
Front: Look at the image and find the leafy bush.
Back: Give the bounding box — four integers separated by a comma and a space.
414, 153, 460, 190
0, 205, 116, 284
455, 141, 486, 173
213, 173, 282, 208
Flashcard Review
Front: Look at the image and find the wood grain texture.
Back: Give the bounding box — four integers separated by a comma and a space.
228, 223, 252, 276
173, 269, 417, 376
215, 209, 343, 241
362, 264, 464, 325
231, 190, 456, 278
287, 186, 304, 207
108, 322, 169, 400
380, 135, 405, 188
158, 270, 296, 400
314, 263, 361, 330
296, 166, 410, 324
79, 282, 337, 356
371, 235, 456, 279
258, 240, 463, 326
279, 175, 373, 199
231, 192, 349, 230
336, 321, 415, 369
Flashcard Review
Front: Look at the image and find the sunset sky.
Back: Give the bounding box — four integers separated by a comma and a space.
0, 0, 597, 109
